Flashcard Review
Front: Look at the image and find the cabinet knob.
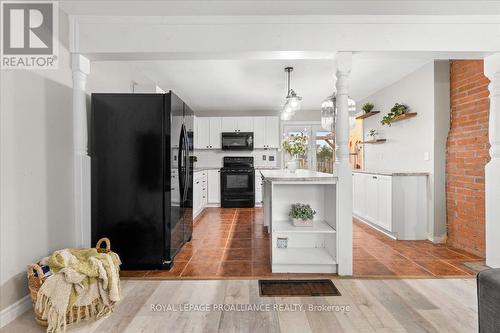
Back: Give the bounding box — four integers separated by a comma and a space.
373, 176, 378, 179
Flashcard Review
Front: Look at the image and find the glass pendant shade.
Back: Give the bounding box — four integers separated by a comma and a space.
286, 89, 302, 111
348, 97, 357, 116
321, 95, 336, 132
280, 67, 302, 120
281, 108, 292, 120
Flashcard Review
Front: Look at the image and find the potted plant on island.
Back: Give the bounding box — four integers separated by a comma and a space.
282, 133, 308, 173
381, 103, 410, 126
361, 102, 375, 114
289, 203, 316, 227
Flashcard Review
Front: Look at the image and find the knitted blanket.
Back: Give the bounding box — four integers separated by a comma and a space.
36, 248, 122, 333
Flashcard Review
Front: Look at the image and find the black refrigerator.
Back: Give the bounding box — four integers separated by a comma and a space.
91, 92, 193, 270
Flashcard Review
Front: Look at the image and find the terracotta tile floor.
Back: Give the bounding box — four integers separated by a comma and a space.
353, 218, 484, 277
122, 208, 275, 279
120, 208, 484, 279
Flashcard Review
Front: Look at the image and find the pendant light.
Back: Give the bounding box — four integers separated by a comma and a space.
321, 94, 336, 132
320, 91, 357, 131
281, 67, 302, 120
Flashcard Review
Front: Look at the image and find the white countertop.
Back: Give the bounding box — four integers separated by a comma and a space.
260, 169, 338, 182
352, 169, 429, 176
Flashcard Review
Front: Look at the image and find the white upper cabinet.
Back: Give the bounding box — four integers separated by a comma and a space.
265, 117, 280, 148
221, 117, 254, 132
194, 117, 210, 149
196, 116, 278, 149
253, 117, 266, 148
237, 117, 254, 132
221, 117, 238, 132
253, 116, 279, 149
209, 117, 222, 149
195, 117, 221, 149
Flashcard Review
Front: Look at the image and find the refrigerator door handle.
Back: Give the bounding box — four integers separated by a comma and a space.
182, 126, 190, 203
178, 124, 185, 200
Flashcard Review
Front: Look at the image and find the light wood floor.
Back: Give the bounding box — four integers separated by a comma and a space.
2, 278, 478, 333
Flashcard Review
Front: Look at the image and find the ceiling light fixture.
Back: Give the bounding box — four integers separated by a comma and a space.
320, 91, 357, 131
281, 67, 302, 120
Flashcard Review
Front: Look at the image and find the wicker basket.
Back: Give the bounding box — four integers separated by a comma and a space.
27, 238, 113, 327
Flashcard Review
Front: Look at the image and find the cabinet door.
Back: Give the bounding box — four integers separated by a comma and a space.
253, 117, 266, 148
209, 117, 222, 149
236, 117, 254, 132
207, 170, 221, 204
265, 117, 280, 148
196, 117, 210, 149
193, 176, 201, 214
377, 176, 392, 231
352, 173, 365, 217
365, 175, 379, 224
222, 117, 238, 132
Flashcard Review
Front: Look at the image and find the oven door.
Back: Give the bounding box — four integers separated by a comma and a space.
221, 132, 254, 151
221, 169, 255, 196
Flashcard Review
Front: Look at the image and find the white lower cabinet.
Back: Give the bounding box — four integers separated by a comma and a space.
352, 171, 428, 240
193, 171, 207, 218
207, 169, 221, 204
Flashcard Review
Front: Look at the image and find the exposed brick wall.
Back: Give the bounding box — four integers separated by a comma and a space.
446, 60, 490, 257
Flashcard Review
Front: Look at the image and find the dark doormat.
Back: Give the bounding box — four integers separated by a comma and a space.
259, 279, 341, 297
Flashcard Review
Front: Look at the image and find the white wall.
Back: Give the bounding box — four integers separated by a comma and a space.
0, 18, 152, 320
0, 10, 75, 316
358, 61, 450, 241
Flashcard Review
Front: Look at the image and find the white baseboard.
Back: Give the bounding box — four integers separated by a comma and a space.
353, 214, 397, 240
0, 295, 31, 328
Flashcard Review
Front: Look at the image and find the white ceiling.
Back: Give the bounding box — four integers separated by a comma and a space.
131, 52, 443, 113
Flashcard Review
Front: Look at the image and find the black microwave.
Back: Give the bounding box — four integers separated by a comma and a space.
221, 132, 254, 151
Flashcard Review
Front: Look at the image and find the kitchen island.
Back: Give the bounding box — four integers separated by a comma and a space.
260, 169, 340, 274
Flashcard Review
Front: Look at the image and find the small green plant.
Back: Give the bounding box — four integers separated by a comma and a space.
381, 103, 410, 126
368, 129, 378, 139
361, 102, 375, 113
282, 133, 308, 158
289, 203, 316, 221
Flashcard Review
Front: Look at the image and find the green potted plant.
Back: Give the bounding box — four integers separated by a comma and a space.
289, 203, 316, 227
361, 102, 375, 114
381, 103, 410, 126
368, 129, 378, 141
282, 133, 308, 173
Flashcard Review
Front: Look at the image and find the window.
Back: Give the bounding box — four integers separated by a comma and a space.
282, 123, 335, 174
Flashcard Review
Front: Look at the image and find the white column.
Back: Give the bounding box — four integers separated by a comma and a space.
335, 52, 353, 275
485, 53, 500, 268
72, 54, 91, 248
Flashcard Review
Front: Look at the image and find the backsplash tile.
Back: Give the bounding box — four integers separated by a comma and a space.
193, 149, 279, 168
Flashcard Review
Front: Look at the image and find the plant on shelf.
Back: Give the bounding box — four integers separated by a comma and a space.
368, 129, 378, 141
361, 102, 375, 113
282, 133, 308, 173
289, 203, 316, 227
381, 103, 410, 126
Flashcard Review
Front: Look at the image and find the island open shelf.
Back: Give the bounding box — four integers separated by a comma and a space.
260, 170, 338, 274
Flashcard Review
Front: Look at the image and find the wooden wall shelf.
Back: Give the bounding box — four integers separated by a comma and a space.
361, 139, 387, 144
356, 111, 380, 120
391, 112, 417, 122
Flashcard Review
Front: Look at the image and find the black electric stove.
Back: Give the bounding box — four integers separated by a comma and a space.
220, 157, 255, 208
